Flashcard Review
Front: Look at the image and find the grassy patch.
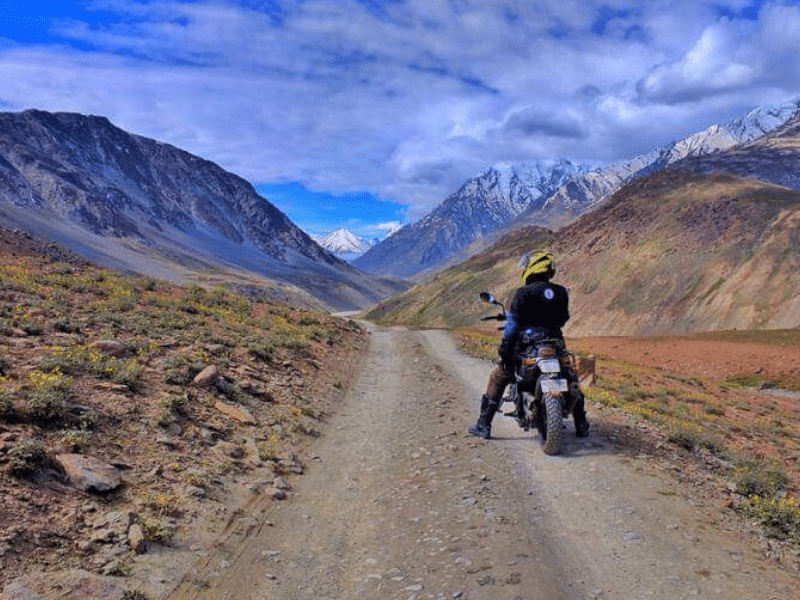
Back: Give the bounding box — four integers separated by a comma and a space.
741, 495, 800, 543
8, 439, 48, 476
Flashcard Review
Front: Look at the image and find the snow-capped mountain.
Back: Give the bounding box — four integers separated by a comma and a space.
311, 228, 375, 257
354, 159, 581, 277
355, 100, 800, 279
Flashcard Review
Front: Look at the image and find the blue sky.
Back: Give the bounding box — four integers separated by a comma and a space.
2, 1, 800, 238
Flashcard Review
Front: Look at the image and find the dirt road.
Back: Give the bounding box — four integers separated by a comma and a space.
165, 324, 798, 600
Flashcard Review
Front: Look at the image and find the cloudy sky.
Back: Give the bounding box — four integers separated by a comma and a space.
2, 1, 800, 238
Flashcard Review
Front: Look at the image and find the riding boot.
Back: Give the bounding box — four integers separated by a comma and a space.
513, 393, 527, 428
468, 395, 500, 439
572, 390, 590, 438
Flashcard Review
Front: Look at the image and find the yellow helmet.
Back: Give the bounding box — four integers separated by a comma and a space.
520, 250, 555, 284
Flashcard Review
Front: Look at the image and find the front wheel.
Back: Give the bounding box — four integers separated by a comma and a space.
542, 393, 564, 455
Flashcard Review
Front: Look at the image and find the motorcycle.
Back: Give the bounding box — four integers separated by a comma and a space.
479, 291, 578, 455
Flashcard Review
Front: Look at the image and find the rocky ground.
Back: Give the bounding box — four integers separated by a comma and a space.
569, 331, 800, 495
0, 227, 367, 598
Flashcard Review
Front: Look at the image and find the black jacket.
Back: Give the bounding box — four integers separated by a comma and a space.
499, 281, 570, 366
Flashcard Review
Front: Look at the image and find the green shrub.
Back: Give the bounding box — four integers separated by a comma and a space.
160, 393, 188, 416
247, 339, 276, 362
9, 439, 48, 476
741, 495, 800, 542
52, 320, 79, 334
20, 322, 43, 336
732, 459, 790, 497
667, 425, 726, 455
668, 426, 699, 451
138, 516, 176, 544
163, 355, 191, 385
725, 373, 771, 388
63, 430, 92, 451
112, 360, 143, 389
25, 373, 72, 425
0, 388, 15, 420
40, 346, 143, 389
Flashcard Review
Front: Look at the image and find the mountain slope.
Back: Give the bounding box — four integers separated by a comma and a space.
0, 110, 406, 310
557, 170, 800, 335
355, 101, 800, 280
365, 125, 800, 335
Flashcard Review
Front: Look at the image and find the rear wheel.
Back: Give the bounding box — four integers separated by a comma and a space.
542, 393, 564, 455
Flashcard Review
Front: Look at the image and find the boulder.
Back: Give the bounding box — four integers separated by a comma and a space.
128, 523, 146, 554
576, 354, 597, 386
54, 454, 122, 493
88, 340, 126, 357
267, 487, 287, 500
193, 365, 220, 387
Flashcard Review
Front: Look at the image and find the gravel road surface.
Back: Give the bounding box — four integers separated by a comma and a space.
166, 324, 797, 600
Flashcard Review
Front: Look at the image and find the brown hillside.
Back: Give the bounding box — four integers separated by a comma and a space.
556, 169, 800, 335
364, 226, 554, 329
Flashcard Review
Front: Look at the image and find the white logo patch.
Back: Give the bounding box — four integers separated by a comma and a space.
544, 288, 555, 300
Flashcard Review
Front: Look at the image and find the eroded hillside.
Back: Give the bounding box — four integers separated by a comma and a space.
558, 170, 800, 334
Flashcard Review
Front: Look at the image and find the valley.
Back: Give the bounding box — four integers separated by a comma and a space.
0, 101, 799, 599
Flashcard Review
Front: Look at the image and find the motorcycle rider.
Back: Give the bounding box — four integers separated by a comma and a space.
468, 250, 590, 439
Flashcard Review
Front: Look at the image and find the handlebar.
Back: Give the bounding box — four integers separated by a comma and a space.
480, 314, 507, 321
479, 291, 506, 327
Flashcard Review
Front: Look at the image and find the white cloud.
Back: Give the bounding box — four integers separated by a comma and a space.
637, 18, 759, 103
2, 0, 800, 221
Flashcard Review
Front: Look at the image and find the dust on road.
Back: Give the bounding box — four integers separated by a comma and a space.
166, 324, 798, 600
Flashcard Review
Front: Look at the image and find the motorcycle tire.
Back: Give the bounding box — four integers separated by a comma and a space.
542, 392, 564, 456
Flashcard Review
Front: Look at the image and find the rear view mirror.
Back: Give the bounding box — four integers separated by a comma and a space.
479, 291, 494, 304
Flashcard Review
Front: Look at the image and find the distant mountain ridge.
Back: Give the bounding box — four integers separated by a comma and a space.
311, 228, 375, 257
0, 109, 406, 310
355, 100, 800, 279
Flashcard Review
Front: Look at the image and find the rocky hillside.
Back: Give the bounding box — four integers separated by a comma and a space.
677, 111, 800, 189
366, 155, 800, 336
356, 101, 800, 280
0, 110, 405, 311
0, 225, 368, 593
353, 161, 580, 279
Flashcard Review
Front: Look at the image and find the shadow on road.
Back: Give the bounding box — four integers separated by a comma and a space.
487, 415, 652, 460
